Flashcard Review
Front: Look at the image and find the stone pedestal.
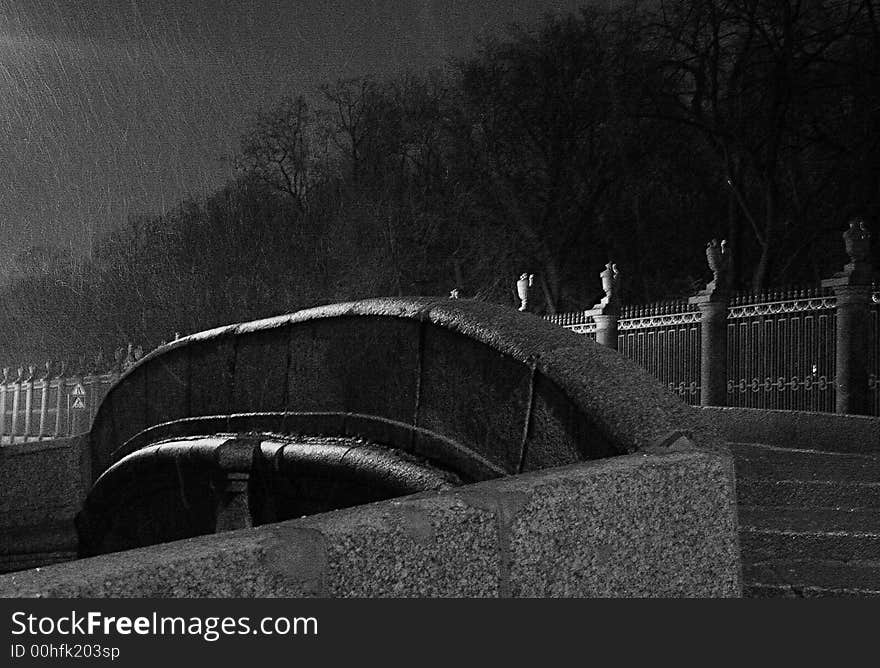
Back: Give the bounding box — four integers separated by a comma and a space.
689, 293, 728, 407
214, 439, 257, 532
586, 262, 620, 350
822, 220, 875, 416
215, 472, 253, 532
587, 312, 619, 350
822, 279, 873, 415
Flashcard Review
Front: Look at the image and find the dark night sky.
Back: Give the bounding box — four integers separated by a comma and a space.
0, 0, 584, 275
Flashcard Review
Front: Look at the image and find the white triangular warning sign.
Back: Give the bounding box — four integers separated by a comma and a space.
72, 396, 86, 409
72, 383, 86, 397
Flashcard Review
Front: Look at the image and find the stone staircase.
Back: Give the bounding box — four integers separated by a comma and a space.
732, 441, 880, 597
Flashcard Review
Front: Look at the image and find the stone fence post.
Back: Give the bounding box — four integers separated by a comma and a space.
689, 240, 730, 407
822, 219, 875, 415
585, 262, 620, 350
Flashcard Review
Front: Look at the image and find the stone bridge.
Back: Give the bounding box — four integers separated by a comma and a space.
0, 297, 741, 597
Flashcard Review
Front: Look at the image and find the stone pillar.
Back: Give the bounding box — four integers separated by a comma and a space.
822, 219, 875, 415
690, 294, 728, 406
214, 439, 258, 532
215, 472, 253, 532
689, 239, 730, 407
592, 314, 618, 349
585, 262, 620, 350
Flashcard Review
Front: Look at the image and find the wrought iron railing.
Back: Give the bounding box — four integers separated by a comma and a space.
546, 283, 879, 416
0, 370, 119, 444
726, 286, 836, 412
0, 342, 150, 445
619, 301, 701, 403
547, 300, 701, 403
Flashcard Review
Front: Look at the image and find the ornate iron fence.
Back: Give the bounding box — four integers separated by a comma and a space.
0, 369, 119, 444
547, 301, 701, 403
726, 287, 836, 412
547, 284, 879, 416
0, 342, 150, 445
619, 302, 701, 403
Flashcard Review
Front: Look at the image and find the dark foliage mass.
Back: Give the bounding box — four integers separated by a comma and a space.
1, 0, 878, 367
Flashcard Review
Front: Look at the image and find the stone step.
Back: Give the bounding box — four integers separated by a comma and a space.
730, 443, 880, 483
0, 551, 75, 575
745, 583, 880, 598
743, 559, 880, 596
737, 479, 880, 509
739, 507, 880, 563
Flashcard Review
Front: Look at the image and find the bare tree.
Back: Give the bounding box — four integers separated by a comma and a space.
456, 10, 635, 312
235, 95, 316, 212
644, 0, 877, 289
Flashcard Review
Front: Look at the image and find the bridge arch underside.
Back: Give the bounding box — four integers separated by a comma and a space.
76, 433, 458, 558
81, 298, 721, 556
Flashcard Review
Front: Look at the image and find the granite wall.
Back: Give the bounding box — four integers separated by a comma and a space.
702, 406, 880, 452
0, 449, 742, 598
0, 435, 90, 573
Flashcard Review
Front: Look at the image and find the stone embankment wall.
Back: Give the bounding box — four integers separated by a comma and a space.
0, 449, 741, 598
0, 298, 742, 594
703, 407, 880, 452
0, 435, 89, 573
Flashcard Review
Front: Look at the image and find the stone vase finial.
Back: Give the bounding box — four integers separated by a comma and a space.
586, 262, 621, 317
843, 218, 871, 265
599, 262, 620, 306
828, 218, 874, 283
703, 239, 730, 294
516, 273, 534, 311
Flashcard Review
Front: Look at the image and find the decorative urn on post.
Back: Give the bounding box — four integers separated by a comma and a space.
699, 239, 730, 296
843, 218, 871, 266
703, 238, 730, 294
516, 273, 534, 311
598, 262, 619, 306
585, 261, 621, 349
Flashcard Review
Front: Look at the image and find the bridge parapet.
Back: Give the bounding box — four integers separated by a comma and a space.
88, 297, 726, 484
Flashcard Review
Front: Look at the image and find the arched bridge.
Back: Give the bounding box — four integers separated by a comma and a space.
77, 297, 723, 556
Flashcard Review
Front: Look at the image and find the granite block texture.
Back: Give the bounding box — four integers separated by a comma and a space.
499, 451, 741, 597
0, 437, 90, 529
144, 346, 191, 428
232, 325, 291, 413
107, 365, 147, 452
0, 449, 740, 598
702, 406, 880, 453
417, 324, 531, 474
187, 335, 236, 421
0, 436, 90, 573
